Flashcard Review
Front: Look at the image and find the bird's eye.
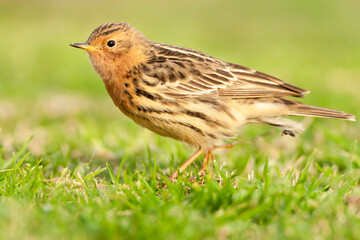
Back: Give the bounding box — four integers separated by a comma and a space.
107, 40, 116, 47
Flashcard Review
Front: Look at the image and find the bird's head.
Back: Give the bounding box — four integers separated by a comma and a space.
70, 22, 150, 80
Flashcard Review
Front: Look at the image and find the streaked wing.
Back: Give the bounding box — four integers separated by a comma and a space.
143, 43, 309, 98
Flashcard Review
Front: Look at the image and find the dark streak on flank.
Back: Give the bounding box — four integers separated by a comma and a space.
135, 88, 160, 101
144, 105, 225, 128
123, 90, 132, 99
137, 106, 172, 114
132, 78, 139, 86
123, 89, 134, 106
207, 133, 216, 139
183, 109, 225, 128
174, 121, 205, 136
183, 110, 206, 120
197, 98, 236, 121
221, 107, 236, 121
136, 106, 147, 113
124, 107, 206, 137
134, 102, 224, 128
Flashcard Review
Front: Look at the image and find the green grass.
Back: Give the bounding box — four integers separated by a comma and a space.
1, 0, 360, 239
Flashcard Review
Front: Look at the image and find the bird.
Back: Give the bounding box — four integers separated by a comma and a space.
70, 22, 355, 180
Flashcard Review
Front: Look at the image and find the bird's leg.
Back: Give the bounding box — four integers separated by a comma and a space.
198, 150, 217, 175
197, 141, 246, 176
196, 141, 244, 174
209, 151, 215, 161
170, 141, 246, 180
169, 148, 204, 180
199, 151, 210, 175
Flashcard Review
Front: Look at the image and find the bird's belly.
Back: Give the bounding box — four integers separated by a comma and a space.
129, 112, 220, 148
104, 81, 242, 149
120, 97, 242, 149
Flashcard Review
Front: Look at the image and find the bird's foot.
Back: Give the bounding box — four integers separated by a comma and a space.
169, 140, 247, 181
281, 130, 295, 137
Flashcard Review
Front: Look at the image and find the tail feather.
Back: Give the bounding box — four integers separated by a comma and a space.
289, 103, 355, 121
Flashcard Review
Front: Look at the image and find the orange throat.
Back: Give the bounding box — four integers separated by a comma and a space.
88, 46, 148, 83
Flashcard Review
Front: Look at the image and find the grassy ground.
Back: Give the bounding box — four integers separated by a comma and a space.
1, 0, 360, 239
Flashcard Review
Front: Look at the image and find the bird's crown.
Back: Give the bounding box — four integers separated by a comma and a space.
87, 22, 132, 43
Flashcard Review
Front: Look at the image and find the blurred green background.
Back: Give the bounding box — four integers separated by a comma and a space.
1, 0, 359, 155
0, 0, 360, 239
1, 0, 360, 100
0, 0, 359, 165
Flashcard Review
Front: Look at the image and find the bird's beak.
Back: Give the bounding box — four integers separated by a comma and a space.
70, 42, 97, 51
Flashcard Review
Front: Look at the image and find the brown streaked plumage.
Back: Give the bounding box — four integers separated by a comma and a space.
70, 22, 355, 180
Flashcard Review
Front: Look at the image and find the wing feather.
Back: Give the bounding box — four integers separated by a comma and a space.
145, 43, 309, 99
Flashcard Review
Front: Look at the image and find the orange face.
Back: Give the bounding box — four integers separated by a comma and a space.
71, 22, 147, 58
70, 22, 150, 79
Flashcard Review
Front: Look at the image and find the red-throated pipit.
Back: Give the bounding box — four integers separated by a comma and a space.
70, 22, 355, 180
